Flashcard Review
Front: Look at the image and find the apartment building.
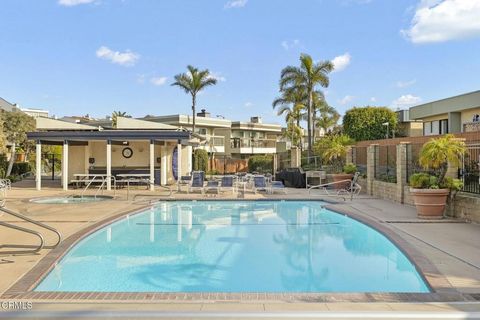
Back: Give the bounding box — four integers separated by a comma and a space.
146, 110, 284, 159
409, 90, 480, 135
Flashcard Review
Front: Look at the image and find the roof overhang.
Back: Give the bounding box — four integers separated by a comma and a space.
27, 130, 191, 143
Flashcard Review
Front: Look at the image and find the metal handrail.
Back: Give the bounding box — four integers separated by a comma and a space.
0, 206, 62, 251
0, 221, 45, 255
81, 175, 105, 198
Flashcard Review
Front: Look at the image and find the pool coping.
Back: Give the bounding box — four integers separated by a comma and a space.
2, 198, 475, 303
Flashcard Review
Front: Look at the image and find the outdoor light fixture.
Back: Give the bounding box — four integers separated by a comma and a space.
382, 122, 390, 139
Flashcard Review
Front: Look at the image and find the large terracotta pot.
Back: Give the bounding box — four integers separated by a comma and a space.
331, 173, 353, 189
410, 188, 450, 219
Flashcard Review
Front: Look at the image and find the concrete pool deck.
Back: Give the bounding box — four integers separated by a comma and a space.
1, 180, 480, 316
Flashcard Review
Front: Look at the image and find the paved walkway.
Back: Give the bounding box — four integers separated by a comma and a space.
1, 181, 479, 317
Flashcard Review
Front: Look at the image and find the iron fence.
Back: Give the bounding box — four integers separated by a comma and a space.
406, 143, 424, 183
374, 145, 397, 183
354, 146, 367, 175
461, 143, 480, 194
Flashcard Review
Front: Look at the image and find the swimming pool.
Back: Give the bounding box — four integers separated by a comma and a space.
30, 195, 113, 204
35, 201, 429, 293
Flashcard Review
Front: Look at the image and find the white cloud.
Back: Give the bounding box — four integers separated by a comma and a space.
96, 46, 139, 67
58, 0, 96, 6
392, 94, 422, 108
244, 102, 253, 107
331, 53, 351, 72
402, 0, 480, 43
224, 0, 247, 9
208, 72, 226, 82
339, 95, 354, 105
370, 97, 377, 102
281, 39, 301, 51
150, 76, 167, 86
396, 79, 417, 88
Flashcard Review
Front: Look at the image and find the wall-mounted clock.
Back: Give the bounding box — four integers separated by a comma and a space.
122, 147, 133, 159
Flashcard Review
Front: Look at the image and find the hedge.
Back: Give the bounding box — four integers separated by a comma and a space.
248, 155, 273, 174
193, 149, 208, 172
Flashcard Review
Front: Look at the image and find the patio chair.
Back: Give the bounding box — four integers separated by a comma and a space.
204, 180, 220, 195
220, 175, 236, 194
270, 180, 287, 194
253, 175, 268, 194
0, 179, 11, 190
188, 171, 205, 194
177, 175, 192, 192
308, 172, 362, 201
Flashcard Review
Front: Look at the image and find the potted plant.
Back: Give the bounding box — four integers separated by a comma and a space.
314, 134, 355, 189
409, 134, 465, 219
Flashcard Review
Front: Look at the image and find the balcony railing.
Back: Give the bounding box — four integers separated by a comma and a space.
230, 138, 277, 149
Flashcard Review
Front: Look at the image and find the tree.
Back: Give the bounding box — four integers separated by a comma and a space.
272, 86, 307, 129
111, 111, 131, 128
419, 134, 466, 185
1, 111, 35, 176
279, 54, 334, 157
342, 106, 398, 141
313, 134, 354, 173
314, 100, 340, 135
172, 66, 217, 133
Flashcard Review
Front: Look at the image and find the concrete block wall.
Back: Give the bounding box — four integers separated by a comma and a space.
355, 141, 480, 223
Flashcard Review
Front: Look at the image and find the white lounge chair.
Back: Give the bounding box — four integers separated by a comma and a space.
308, 172, 362, 201
188, 171, 205, 194
220, 176, 236, 194
253, 175, 268, 194
270, 180, 287, 194
204, 180, 220, 195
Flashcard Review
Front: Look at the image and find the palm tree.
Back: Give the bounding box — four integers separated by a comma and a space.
111, 111, 130, 128
315, 101, 340, 135
272, 86, 307, 129
280, 54, 334, 157
171, 65, 217, 133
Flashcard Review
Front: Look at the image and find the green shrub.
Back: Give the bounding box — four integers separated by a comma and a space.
193, 149, 208, 172
342, 106, 398, 141
409, 173, 437, 189
248, 155, 273, 174
11, 162, 31, 176
343, 163, 357, 174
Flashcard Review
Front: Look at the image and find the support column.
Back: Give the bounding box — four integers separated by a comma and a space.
186, 146, 193, 175
149, 140, 155, 191
346, 146, 353, 164
290, 147, 301, 168
161, 145, 167, 186
273, 153, 278, 175
36, 141, 42, 191
396, 143, 408, 203
62, 140, 69, 191
106, 140, 112, 191
366, 144, 377, 196
177, 142, 182, 180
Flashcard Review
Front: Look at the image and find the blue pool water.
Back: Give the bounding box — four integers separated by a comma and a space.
36, 201, 429, 293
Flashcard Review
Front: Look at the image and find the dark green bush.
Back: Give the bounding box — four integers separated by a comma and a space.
11, 162, 31, 176
343, 163, 357, 174
248, 155, 273, 174
193, 149, 208, 172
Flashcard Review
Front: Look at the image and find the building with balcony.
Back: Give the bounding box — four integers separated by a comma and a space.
409, 90, 480, 135
143, 110, 231, 155
229, 116, 283, 159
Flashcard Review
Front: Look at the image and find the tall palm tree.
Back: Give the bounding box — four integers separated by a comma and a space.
171, 65, 217, 133
314, 100, 340, 135
272, 86, 307, 129
111, 111, 130, 128
280, 54, 334, 157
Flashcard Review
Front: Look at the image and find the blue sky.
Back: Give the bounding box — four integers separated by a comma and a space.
1, 0, 479, 124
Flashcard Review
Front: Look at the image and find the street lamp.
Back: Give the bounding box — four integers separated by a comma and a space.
382, 122, 390, 139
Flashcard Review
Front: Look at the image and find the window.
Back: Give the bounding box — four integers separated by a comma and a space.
440, 119, 448, 134
423, 122, 432, 136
